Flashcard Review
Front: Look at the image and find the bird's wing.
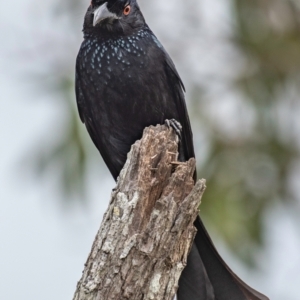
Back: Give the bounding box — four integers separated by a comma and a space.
151, 37, 195, 169
75, 61, 86, 124
164, 51, 195, 161
75, 55, 122, 179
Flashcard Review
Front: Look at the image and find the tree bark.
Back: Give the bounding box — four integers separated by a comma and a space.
73, 124, 206, 300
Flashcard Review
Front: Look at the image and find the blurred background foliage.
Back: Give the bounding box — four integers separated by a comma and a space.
30, 0, 300, 267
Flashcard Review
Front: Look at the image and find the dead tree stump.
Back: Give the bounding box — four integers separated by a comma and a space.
73, 124, 206, 300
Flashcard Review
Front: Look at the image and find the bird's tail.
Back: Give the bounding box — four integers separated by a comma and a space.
177, 216, 269, 300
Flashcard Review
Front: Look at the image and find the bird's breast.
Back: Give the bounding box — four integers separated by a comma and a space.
79, 31, 150, 75
78, 30, 165, 108
77, 29, 174, 150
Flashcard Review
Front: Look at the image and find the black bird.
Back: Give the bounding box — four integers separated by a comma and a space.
75, 1, 268, 299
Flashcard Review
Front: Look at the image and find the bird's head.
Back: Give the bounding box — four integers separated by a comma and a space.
83, 0, 145, 36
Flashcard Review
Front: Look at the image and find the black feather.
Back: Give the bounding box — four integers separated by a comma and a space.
75, 2, 268, 299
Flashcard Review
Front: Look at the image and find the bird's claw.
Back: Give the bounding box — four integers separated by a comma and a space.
165, 119, 182, 141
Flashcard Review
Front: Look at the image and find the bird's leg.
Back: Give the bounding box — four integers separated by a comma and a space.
165, 119, 182, 141
165, 119, 185, 167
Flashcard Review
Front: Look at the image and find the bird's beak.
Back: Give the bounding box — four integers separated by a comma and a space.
93, 2, 118, 26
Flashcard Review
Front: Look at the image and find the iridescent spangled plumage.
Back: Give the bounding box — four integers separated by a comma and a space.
75, 1, 268, 299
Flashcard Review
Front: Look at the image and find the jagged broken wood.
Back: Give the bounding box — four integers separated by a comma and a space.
73, 124, 206, 300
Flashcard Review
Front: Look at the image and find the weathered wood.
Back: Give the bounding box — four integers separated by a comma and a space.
73, 124, 206, 300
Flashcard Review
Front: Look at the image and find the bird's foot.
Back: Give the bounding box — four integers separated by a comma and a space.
165, 119, 182, 141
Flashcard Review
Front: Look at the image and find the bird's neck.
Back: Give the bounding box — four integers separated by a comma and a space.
83, 25, 150, 42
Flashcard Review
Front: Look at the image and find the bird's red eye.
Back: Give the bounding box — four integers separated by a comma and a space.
123, 5, 131, 15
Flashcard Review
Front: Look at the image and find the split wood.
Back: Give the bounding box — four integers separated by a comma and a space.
73, 124, 206, 300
